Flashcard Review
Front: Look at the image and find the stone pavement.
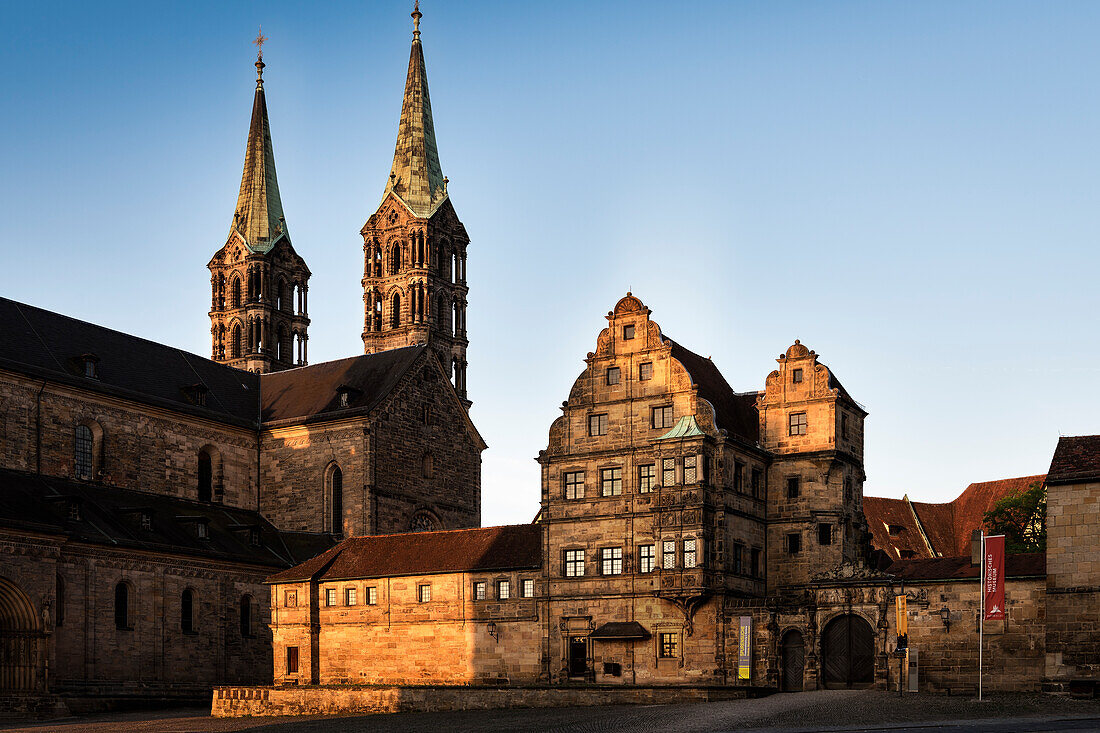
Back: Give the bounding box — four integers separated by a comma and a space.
1, 690, 1098, 733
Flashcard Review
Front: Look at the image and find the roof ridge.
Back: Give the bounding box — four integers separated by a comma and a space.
259, 345, 425, 378
344, 523, 533, 541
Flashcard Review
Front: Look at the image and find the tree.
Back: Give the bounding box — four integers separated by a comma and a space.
983, 482, 1046, 553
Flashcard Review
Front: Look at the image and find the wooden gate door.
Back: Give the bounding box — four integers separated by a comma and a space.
822, 614, 875, 689
781, 630, 805, 692
568, 637, 588, 677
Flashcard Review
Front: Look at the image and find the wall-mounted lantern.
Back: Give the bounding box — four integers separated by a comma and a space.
487, 621, 499, 642
938, 606, 951, 631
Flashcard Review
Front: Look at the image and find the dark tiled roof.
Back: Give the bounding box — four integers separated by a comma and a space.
667, 339, 759, 445
260, 347, 425, 424
267, 524, 543, 583
0, 468, 335, 568
886, 553, 1046, 581
864, 475, 1045, 560
0, 297, 259, 426
1047, 435, 1100, 485
591, 621, 651, 639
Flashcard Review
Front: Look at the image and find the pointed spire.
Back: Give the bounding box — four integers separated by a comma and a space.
386, 1, 446, 217
230, 32, 286, 253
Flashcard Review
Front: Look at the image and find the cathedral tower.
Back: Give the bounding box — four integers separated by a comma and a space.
361, 3, 471, 403
208, 38, 311, 374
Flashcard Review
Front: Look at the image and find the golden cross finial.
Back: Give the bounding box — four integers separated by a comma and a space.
253, 26, 268, 60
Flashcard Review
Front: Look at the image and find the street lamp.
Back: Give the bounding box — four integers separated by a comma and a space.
938, 606, 951, 631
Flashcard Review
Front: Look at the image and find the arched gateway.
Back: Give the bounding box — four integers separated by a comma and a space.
821, 614, 875, 689
0, 576, 43, 691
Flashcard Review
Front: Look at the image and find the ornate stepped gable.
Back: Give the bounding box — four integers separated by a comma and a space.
208, 40, 311, 374
360, 3, 471, 404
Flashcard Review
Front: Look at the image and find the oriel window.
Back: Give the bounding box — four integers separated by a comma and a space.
683, 538, 698, 568
683, 456, 697, 484
662, 540, 676, 569
662, 458, 676, 487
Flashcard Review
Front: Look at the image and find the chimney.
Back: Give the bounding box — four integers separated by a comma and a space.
970, 530, 982, 566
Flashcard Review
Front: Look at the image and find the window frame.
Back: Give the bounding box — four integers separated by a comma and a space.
683, 538, 698, 569
345, 587, 358, 606
639, 362, 653, 381
564, 548, 585, 578
521, 579, 535, 598
563, 471, 585, 500
659, 632, 679, 659
286, 646, 299, 675
325, 588, 337, 607
474, 580, 487, 600
786, 476, 800, 499
651, 405, 674, 430
787, 533, 801, 555
622, 324, 635, 340
792, 368, 803, 384
600, 466, 623, 497
417, 584, 432, 603
588, 413, 609, 437
638, 463, 656, 493
662, 540, 676, 570
606, 366, 621, 385
285, 590, 298, 608
788, 411, 808, 436
600, 547, 624, 576
639, 544, 656, 573
497, 579, 511, 600
661, 458, 676, 487
366, 587, 378, 606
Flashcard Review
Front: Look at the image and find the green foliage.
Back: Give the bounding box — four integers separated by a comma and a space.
983, 482, 1046, 553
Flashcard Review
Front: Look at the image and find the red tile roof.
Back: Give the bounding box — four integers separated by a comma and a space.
1047, 435, 1100, 485
886, 553, 1045, 581
266, 524, 542, 583
864, 475, 1045, 560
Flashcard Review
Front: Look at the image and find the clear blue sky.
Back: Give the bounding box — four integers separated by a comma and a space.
2, 1, 1097, 525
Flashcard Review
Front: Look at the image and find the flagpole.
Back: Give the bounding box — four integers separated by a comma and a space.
978, 530, 984, 702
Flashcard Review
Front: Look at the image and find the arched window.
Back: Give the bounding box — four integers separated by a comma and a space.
74, 425, 93, 480
390, 243, 402, 275
230, 276, 242, 308
330, 466, 344, 536
240, 594, 253, 638
181, 589, 195, 634
114, 582, 130, 630
410, 512, 436, 533
422, 452, 433, 478
373, 246, 383, 277
390, 292, 402, 329
198, 450, 212, 502
230, 323, 242, 359
437, 295, 447, 332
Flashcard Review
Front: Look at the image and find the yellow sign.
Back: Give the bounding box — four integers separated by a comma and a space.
895, 595, 908, 636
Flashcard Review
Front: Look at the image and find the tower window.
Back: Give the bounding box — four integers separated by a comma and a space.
792, 368, 803, 384
789, 412, 808, 436
818, 523, 833, 546
606, 367, 620, 385
330, 466, 344, 536
588, 413, 608, 436
786, 476, 800, 499
74, 425, 93, 480
786, 533, 801, 555
623, 324, 635, 340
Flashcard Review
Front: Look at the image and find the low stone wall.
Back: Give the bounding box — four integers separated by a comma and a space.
211, 684, 757, 718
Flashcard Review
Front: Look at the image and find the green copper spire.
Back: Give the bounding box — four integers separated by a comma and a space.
230, 29, 287, 253
385, 1, 447, 217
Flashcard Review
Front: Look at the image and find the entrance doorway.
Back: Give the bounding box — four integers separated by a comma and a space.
781, 629, 805, 692
821, 614, 875, 689
0, 576, 41, 691
568, 637, 588, 677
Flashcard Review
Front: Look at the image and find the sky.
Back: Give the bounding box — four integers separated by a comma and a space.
2, 1, 1098, 526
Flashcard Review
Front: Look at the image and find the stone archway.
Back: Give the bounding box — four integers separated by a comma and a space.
821, 614, 875, 689
781, 629, 805, 692
0, 576, 43, 691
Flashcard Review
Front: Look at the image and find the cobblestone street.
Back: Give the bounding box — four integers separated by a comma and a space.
2, 691, 1099, 733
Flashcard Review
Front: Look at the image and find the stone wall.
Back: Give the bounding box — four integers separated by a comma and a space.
270, 570, 542, 686
0, 369, 258, 509
212, 683, 749, 718
0, 531, 274, 696
1045, 478, 1100, 686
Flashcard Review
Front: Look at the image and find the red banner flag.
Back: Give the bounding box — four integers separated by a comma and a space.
983, 535, 1006, 620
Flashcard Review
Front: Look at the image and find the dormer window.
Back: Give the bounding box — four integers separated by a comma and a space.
339, 391, 350, 408
889, 524, 905, 537
249, 528, 262, 547
81, 354, 99, 379
68, 501, 81, 522
140, 512, 152, 531
183, 384, 208, 407
335, 385, 360, 409
197, 521, 209, 540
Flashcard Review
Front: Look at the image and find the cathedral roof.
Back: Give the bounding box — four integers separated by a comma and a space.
0, 468, 335, 568
259, 346, 425, 424
0, 297, 260, 427
267, 523, 542, 583
228, 55, 287, 253
383, 4, 448, 218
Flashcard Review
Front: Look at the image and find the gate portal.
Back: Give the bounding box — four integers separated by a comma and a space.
821, 614, 874, 689
0, 576, 42, 691
781, 629, 805, 692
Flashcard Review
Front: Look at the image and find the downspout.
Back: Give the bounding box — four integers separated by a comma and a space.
35, 380, 47, 474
